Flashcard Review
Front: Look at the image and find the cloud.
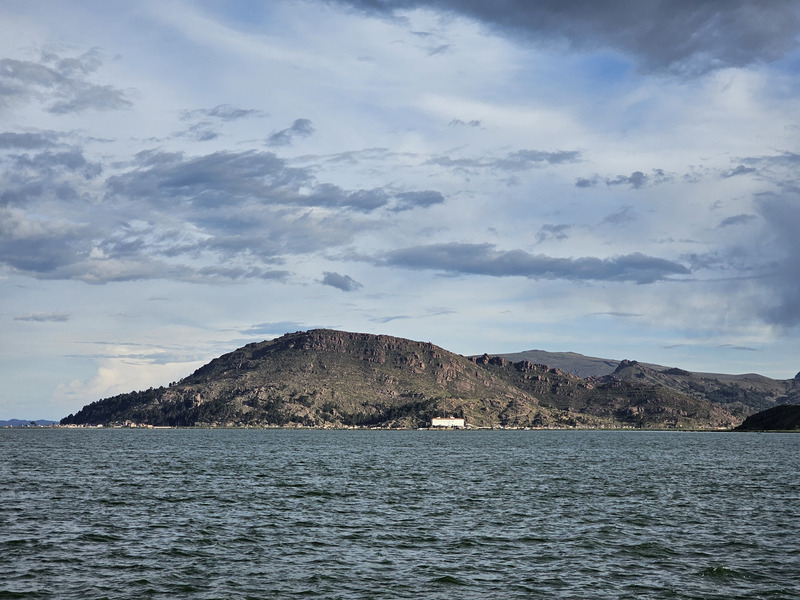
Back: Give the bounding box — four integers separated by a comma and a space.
266, 118, 315, 147
494, 149, 581, 171
449, 118, 481, 127
0, 49, 132, 113
427, 44, 452, 56
719, 344, 758, 352
607, 171, 648, 189
321, 271, 363, 291
718, 214, 757, 228
335, 0, 800, 75
0, 131, 60, 149
603, 169, 674, 189
10, 149, 103, 179
108, 149, 386, 213
14, 312, 70, 322
601, 205, 638, 226
742, 151, 800, 170
378, 242, 690, 283
174, 123, 220, 142
371, 315, 410, 323
536, 224, 571, 243
0, 143, 103, 209
722, 164, 757, 178
0, 206, 93, 274
54, 357, 207, 406
575, 176, 599, 188
392, 190, 445, 211
108, 149, 446, 217
47, 84, 132, 115
427, 148, 580, 173
194, 265, 290, 281
756, 192, 800, 327
181, 104, 265, 121
1, 141, 446, 284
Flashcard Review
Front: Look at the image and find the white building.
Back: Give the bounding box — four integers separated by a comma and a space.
431, 417, 466, 428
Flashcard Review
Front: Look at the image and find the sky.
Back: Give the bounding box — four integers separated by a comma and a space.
2, 0, 800, 419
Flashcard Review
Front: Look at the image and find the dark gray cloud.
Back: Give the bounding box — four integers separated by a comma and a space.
336, 0, 800, 75
392, 190, 445, 211
732, 152, 800, 181
575, 176, 599, 188
607, 171, 648, 189
174, 123, 220, 142
11, 149, 103, 179
379, 242, 690, 283
14, 312, 71, 322
1, 143, 103, 208
427, 148, 580, 173
181, 104, 265, 121
47, 84, 132, 115
536, 224, 571, 243
0, 143, 444, 284
604, 169, 673, 189
494, 150, 581, 171
0, 131, 60, 149
719, 344, 758, 352
718, 214, 757, 228
0, 49, 132, 113
321, 271, 363, 291
266, 118, 315, 147
756, 192, 800, 327
194, 266, 290, 281
108, 149, 442, 215
449, 118, 481, 127
722, 164, 757, 178
108, 150, 319, 205
0, 205, 93, 274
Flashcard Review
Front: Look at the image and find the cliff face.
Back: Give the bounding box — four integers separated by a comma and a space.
62, 329, 748, 429
470, 356, 738, 429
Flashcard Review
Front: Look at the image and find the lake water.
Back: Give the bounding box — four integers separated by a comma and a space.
1, 429, 799, 599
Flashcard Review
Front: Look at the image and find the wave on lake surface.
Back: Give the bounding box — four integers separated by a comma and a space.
1, 429, 799, 599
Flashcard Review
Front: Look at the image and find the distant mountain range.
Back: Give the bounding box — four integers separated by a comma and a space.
61, 329, 800, 430
0, 419, 58, 427
495, 349, 623, 378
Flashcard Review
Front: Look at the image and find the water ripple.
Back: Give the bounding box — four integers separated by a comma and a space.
1, 429, 799, 599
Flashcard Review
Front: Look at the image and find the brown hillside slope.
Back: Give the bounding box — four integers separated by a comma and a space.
62, 329, 742, 429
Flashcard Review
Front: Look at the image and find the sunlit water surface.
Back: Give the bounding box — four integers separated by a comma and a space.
2, 429, 799, 599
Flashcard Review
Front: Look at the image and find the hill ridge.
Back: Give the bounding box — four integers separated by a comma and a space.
61, 329, 797, 429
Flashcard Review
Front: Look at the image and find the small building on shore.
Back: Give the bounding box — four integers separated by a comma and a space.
431, 417, 466, 428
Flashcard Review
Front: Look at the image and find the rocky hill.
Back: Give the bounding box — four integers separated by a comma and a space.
62, 330, 566, 429
473, 355, 739, 428
60, 329, 794, 429
497, 351, 800, 413
495, 349, 622, 377
603, 360, 800, 415
733, 404, 800, 431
